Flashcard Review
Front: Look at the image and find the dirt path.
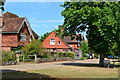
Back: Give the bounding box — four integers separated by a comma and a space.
1, 59, 99, 72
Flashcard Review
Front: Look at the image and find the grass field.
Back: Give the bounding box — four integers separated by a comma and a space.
28, 66, 118, 78
3, 65, 119, 78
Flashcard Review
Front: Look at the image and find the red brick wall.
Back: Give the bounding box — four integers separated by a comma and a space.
2, 33, 18, 47
18, 23, 31, 46
2, 22, 31, 51
42, 32, 70, 49
2, 47, 11, 51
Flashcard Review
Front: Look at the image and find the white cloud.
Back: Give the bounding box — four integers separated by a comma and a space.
35, 20, 64, 23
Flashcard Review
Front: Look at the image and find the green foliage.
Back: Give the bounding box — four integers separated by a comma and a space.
61, 2, 120, 65
58, 52, 74, 58
80, 57, 86, 60
2, 51, 16, 62
22, 39, 45, 55
80, 41, 88, 57
94, 53, 99, 59
36, 52, 74, 58
12, 46, 22, 52
67, 52, 74, 58
39, 32, 50, 42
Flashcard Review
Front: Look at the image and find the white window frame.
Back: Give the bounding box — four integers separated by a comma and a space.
58, 41, 61, 45
70, 45, 72, 47
20, 33, 26, 41
50, 39, 55, 45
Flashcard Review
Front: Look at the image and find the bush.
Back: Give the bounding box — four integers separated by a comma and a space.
58, 52, 74, 58
80, 57, 85, 60
67, 52, 74, 58
2, 51, 16, 62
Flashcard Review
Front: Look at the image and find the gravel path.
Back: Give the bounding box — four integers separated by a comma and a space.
1, 59, 99, 73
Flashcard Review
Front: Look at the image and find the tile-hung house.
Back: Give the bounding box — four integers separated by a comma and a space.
42, 26, 84, 52
1, 12, 39, 51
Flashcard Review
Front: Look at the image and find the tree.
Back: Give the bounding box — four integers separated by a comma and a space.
22, 40, 45, 55
61, 1, 120, 66
80, 41, 88, 58
39, 32, 50, 42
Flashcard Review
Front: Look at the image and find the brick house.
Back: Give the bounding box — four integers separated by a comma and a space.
42, 27, 84, 52
1, 12, 39, 51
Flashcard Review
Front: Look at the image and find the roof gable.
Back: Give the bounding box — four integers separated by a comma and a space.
2, 12, 36, 39
2, 17, 25, 32
42, 31, 70, 49
3, 12, 19, 18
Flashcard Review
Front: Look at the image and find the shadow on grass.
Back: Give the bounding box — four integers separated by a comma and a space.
59, 63, 120, 68
2, 69, 59, 80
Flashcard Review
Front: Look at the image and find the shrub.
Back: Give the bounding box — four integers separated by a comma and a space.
2, 51, 16, 62
67, 52, 74, 58
58, 52, 74, 58
80, 57, 85, 60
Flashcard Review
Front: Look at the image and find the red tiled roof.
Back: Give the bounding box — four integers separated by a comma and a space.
62, 36, 78, 43
3, 17, 25, 32
3, 12, 19, 18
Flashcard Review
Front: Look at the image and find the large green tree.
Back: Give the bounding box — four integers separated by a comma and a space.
61, 1, 120, 66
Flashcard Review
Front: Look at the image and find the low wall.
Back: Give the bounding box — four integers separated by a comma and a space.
36, 57, 73, 63
0, 61, 17, 66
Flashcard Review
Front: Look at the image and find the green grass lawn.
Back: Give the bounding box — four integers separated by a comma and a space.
3, 65, 118, 78
28, 66, 118, 78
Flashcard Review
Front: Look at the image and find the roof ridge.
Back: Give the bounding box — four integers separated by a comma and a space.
3, 11, 19, 18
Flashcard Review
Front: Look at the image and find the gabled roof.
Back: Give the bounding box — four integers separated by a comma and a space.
32, 30, 39, 39
3, 17, 25, 32
42, 31, 71, 49
43, 31, 84, 49
57, 36, 71, 48
1, 12, 39, 39
62, 36, 78, 43
3, 12, 19, 18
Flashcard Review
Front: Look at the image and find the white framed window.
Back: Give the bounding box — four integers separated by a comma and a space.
70, 45, 72, 47
58, 41, 61, 45
50, 39, 55, 45
20, 33, 26, 41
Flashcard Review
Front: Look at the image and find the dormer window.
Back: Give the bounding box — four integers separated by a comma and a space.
58, 41, 61, 45
20, 33, 26, 41
50, 39, 55, 45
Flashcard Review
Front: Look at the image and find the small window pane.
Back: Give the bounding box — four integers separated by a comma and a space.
58, 41, 61, 45
50, 39, 55, 45
20, 33, 26, 41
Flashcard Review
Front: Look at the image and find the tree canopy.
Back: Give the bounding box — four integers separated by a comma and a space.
61, 1, 120, 66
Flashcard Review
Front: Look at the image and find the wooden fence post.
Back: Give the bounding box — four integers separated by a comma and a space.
34, 54, 37, 63
16, 54, 20, 63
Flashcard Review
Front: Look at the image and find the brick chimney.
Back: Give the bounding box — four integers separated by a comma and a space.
58, 25, 64, 33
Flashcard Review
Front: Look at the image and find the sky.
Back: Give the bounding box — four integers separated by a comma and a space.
4, 1, 88, 39
4, 2, 64, 36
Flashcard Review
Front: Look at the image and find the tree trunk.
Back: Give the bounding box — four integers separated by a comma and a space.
99, 53, 105, 67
